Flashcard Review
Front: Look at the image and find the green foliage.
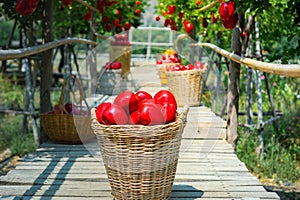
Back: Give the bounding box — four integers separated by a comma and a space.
236, 0, 300, 63
0, 115, 37, 156
52, 0, 149, 37
269, 109, 300, 162
238, 67, 300, 113
269, 76, 300, 111
235, 43, 300, 185
0, 20, 20, 47
1, 0, 149, 39
96, 0, 149, 34
156, 0, 299, 62
155, 0, 225, 40
0, 75, 24, 109
0, 76, 36, 156
237, 79, 300, 183
201, 90, 212, 108
253, 0, 300, 63
237, 129, 300, 183
53, 0, 92, 38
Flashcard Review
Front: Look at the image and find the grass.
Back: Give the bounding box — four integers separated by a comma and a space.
235, 106, 300, 200
237, 129, 300, 183
236, 105, 300, 187
0, 115, 38, 157
0, 75, 24, 109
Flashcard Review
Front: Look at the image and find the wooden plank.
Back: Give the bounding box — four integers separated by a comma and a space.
1, 180, 268, 196
0, 189, 279, 199
189, 121, 227, 128
16, 155, 245, 166
3, 170, 261, 182
182, 126, 226, 139
5, 167, 253, 177
171, 191, 279, 199
1, 197, 279, 200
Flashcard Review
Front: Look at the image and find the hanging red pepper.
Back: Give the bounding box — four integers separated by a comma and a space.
16, 0, 40, 16
219, 0, 238, 30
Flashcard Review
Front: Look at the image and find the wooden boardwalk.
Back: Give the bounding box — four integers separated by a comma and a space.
0, 65, 280, 199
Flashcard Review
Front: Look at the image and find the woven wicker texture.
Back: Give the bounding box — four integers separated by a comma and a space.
40, 75, 94, 144
40, 114, 94, 144
90, 106, 189, 200
157, 64, 168, 85
97, 69, 121, 95
110, 45, 131, 78
166, 69, 204, 107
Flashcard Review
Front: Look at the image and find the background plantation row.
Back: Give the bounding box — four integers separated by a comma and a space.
0, 0, 299, 197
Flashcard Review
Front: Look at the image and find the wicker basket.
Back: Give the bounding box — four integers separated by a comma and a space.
90, 106, 189, 200
157, 63, 180, 86
166, 69, 204, 107
157, 64, 168, 85
40, 75, 95, 144
97, 68, 121, 95
110, 45, 131, 78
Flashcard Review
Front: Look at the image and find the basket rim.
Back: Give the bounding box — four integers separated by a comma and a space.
165, 69, 205, 74
39, 113, 91, 117
91, 108, 183, 128
90, 106, 189, 137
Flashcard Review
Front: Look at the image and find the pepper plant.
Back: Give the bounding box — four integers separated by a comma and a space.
155, 0, 300, 63
0, 0, 149, 39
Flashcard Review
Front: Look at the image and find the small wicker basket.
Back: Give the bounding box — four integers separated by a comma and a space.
157, 64, 168, 85
97, 68, 121, 95
157, 63, 180, 86
166, 68, 204, 107
90, 106, 189, 200
40, 75, 95, 144
110, 45, 131, 78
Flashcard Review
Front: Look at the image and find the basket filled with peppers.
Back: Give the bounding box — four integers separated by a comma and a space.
40, 75, 95, 144
97, 61, 122, 95
90, 89, 189, 200
165, 61, 206, 107
110, 34, 131, 78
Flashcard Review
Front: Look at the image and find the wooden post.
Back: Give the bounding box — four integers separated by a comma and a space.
264, 71, 279, 132
63, 44, 71, 103
255, 20, 264, 160
246, 67, 254, 126
245, 15, 254, 126
189, 20, 197, 64
40, 0, 53, 144
87, 14, 98, 96
226, 27, 241, 148
213, 34, 223, 113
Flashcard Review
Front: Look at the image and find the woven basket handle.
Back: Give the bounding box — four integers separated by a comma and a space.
74, 75, 90, 111
56, 76, 70, 114
58, 75, 90, 114
181, 105, 190, 124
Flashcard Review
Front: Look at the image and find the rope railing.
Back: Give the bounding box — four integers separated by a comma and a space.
0, 37, 97, 61
191, 42, 300, 78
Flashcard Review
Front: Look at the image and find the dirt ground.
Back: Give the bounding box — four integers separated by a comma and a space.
259, 178, 300, 200
0, 155, 20, 176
